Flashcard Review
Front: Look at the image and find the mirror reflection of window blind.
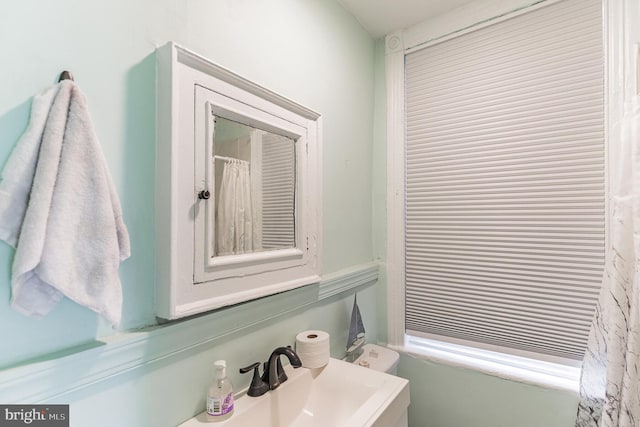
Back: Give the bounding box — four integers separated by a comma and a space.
404, 0, 604, 361
261, 133, 296, 249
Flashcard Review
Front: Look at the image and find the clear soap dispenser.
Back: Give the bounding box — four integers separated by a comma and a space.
206, 360, 234, 422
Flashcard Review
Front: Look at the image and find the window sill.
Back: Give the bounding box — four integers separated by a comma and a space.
391, 336, 581, 394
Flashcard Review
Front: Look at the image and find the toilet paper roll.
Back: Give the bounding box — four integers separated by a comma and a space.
295, 330, 330, 368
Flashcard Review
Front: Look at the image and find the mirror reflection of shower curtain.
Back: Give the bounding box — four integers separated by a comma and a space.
216, 160, 257, 255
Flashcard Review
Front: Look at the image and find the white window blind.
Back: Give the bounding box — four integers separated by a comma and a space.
261, 132, 296, 249
404, 0, 604, 361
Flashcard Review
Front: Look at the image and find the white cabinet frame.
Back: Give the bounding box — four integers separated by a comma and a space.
156, 42, 322, 320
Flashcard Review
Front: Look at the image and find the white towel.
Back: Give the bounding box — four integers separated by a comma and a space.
0, 80, 130, 327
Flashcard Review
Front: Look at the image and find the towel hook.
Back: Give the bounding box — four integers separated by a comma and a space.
58, 71, 74, 82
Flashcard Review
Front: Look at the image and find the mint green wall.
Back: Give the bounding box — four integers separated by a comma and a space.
57, 287, 380, 426
0, 0, 374, 368
398, 355, 579, 427
372, 39, 389, 342
0, 1, 378, 425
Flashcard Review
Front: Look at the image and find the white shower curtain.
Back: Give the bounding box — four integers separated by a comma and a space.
216, 159, 255, 255
576, 98, 640, 426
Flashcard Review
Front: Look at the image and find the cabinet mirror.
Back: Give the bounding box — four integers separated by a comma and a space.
210, 116, 296, 257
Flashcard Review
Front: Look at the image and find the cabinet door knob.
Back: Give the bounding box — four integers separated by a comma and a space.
198, 190, 210, 200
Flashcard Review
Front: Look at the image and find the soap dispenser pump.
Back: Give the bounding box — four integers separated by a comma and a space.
206, 360, 234, 422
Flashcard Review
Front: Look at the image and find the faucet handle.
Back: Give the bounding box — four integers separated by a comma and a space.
239, 362, 270, 397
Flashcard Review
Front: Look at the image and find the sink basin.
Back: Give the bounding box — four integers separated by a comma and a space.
180, 357, 410, 427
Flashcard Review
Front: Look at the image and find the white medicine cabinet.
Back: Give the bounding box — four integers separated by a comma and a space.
156, 42, 322, 320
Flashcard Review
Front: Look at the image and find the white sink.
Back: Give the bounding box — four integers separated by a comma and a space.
179, 357, 410, 427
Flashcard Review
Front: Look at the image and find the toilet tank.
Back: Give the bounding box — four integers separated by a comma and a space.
353, 344, 400, 375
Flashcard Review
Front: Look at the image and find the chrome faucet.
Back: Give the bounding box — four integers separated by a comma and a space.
262, 346, 302, 390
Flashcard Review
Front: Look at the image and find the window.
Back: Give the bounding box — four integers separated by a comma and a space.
387, 0, 605, 369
